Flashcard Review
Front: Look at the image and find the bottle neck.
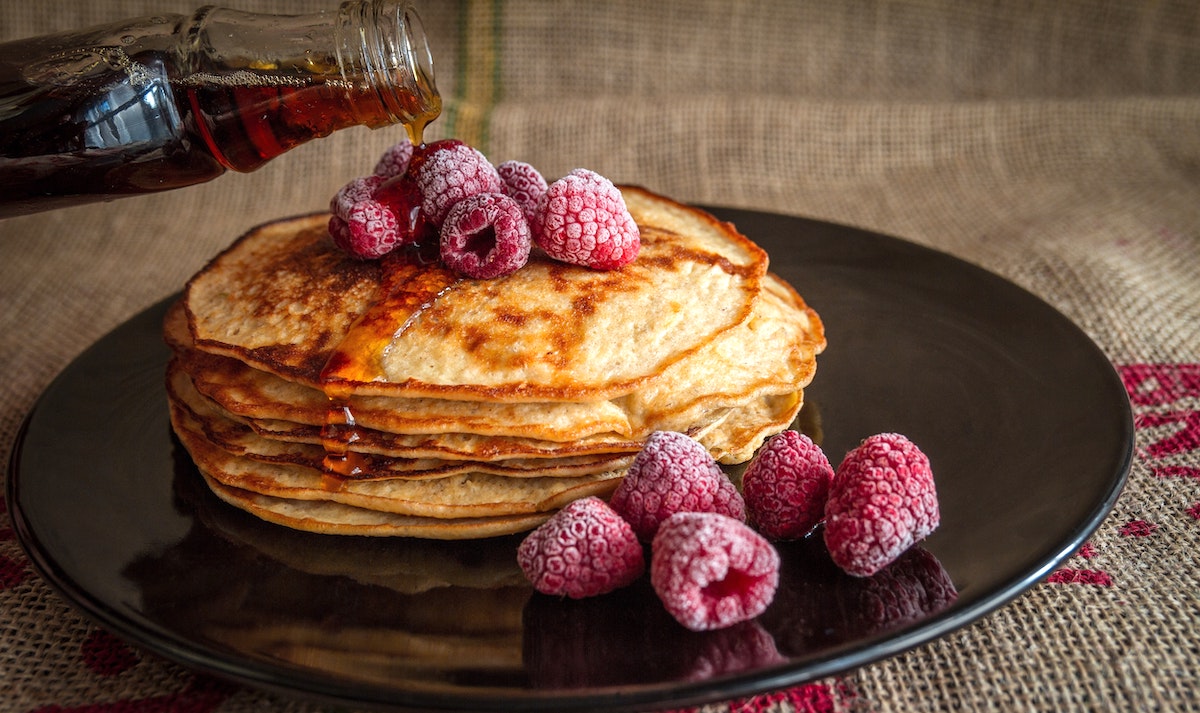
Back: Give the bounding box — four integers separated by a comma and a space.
184, 1, 441, 172
335, 1, 441, 142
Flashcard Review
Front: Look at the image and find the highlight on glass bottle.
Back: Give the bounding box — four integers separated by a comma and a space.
0, 1, 441, 218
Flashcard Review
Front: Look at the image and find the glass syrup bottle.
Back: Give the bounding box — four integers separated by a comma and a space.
0, 1, 440, 218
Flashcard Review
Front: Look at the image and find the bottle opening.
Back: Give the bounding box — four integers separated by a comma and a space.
394, 4, 441, 143
341, 0, 442, 140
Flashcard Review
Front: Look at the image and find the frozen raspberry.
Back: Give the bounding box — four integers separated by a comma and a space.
610, 431, 746, 541
328, 198, 402, 259
330, 174, 385, 220
824, 433, 940, 577
413, 140, 503, 228
517, 496, 645, 599
742, 431, 834, 540
439, 193, 532, 279
497, 160, 548, 222
650, 512, 780, 631
532, 169, 640, 269
373, 140, 414, 178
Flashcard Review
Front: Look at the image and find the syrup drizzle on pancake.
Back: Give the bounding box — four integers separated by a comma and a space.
321, 246, 462, 482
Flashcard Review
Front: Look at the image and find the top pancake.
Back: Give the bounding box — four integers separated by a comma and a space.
184, 186, 769, 402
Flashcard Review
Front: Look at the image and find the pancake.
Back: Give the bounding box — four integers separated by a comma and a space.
228, 397, 786, 463
168, 271, 819, 445
167, 361, 635, 479
172, 402, 624, 519
240, 415, 647, 461
703, 391, 804, 464
161, 361, 646, 466
169, 185, 826, 538
166, 302, 636, 442
618, 273, 823, 437
185, 186, 769, 402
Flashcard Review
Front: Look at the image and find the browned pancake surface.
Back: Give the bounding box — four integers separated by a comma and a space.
185, 187, 769, 402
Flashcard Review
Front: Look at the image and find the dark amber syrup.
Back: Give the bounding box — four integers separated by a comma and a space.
316, 245, 459, 480
321, 401, 368, 483
0, 42, 439, 216
182, 73, 381, 172
0, 45, 221, 216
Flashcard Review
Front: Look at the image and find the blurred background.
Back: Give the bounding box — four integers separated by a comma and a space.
2, 0, 1196, 368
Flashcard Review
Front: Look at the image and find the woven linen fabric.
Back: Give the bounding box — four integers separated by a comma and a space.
2, 1, 1198, 712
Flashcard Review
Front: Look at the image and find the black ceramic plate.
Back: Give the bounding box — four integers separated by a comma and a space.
8, 208, 1133, 712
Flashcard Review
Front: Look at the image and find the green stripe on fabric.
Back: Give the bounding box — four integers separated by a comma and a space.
443, 0, 501, 152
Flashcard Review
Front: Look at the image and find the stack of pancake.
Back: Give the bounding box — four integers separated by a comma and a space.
165, 186, 825, 539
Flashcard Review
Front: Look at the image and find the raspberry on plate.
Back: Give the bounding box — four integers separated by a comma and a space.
532, 168, 640, 270
413, 140, 503, 228
497, 160, 548, 222
650, 512, 781, 631
742, 430, 834, 540
609, 431, 746, 541
824, 433, 940, 577
517, 496, 645, 599
439, 193, 532, 279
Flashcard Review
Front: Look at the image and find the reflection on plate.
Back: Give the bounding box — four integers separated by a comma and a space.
7, 207, 1133, 712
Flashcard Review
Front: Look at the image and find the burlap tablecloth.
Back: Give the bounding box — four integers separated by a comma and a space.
2, 1, 1198, 711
